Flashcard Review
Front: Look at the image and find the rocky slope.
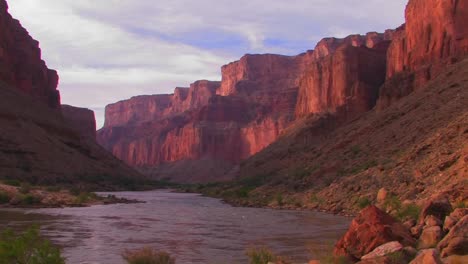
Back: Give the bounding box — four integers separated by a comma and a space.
194, 0, 468, 213
98, 35, 391, 182
0, 0, 144, 187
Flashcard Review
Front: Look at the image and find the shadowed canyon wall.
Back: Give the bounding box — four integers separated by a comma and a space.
0, 0, 142, 186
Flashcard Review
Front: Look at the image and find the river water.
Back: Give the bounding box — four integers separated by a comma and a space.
0, 190, 350, 264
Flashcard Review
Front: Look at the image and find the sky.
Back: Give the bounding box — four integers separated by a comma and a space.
8, 0, 407, 129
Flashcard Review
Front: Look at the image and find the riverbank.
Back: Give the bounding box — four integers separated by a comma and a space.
0, 181, 142, 208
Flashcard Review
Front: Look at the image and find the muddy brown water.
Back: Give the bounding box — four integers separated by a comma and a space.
0, 190, 351, 264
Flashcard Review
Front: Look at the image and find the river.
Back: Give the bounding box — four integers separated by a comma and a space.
0, 190, 350, 264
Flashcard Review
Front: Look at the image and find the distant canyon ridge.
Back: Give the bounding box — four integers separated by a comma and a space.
97, 0, 468, 183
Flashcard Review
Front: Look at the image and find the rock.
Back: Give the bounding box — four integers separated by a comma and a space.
444, 208, 468, 232
419, 226, 442, 249
295, 42, 388, 118
425, 215, 443, 227
361, 241, 403, 259
437, 215, 468, 257
0, 0, 60, 108
377, 188, 388, 204
334, 206, 415, 260
410, 249, 443, 264
419, 197, 453, 225
404, 219, 417, 230
412, 225, 424, 237
449, 208, 468, 221
403, 246, 418, 257
443, 216, 457, 232
378, 0, 468, 109
62, 105, 97, 139
442, 255, 468, 264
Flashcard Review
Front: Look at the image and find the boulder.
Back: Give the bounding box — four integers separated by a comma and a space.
425, 215, 443, 227
410, 249, 443, 264
334, 206, 415, 260
442, 255, 468, 264
377, 188, 388, 204
361, 241, 403, 259
419, 226, 442, 249
419, 197, 453, 225
437, 215, 468, 257
444, 208, 468, 232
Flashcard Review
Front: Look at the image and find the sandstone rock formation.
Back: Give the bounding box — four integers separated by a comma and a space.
61, 105, 97, 139
334, 206, 415, 260
378, 0, 468, 109
0, 0, 60, 108
98, 34, 392, 182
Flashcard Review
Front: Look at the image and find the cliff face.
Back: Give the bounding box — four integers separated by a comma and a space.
295, 40, 389, 117
61, 105, 97, 139
0, 0, 143, 187
98, 53, 310, 181
378, 0, 468, 109
0, 0, 60, 108
98, 34, 393, 182
98, 0, 468, 183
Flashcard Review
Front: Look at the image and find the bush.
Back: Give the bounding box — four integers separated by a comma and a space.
2, 179, 21, 187
74, 192, 98, 204
19, 183, 32, 194
275, 194, 284, 206
246, 247, 277, 264
357, 197, 372, 209
122, 247, 175, 264
21, 194, 41, 205
396, 203, 421, 221
383, 194, 402, 212
0, 191, 9, 204
0, 226, 65, 264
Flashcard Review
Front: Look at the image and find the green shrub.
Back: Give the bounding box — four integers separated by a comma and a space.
2, 179, 21, 187
310, 193, 325, 205
396, 203, 421, 221
357, 197, 372, 209
74, 192, 98, 204
122, 247, 175, 264
275, 194, 284, 206
19, 183, 32, 194
21, 194, 41, 205
0, 226, 65, 264
0, 191, 10, 204
246, 247, 277, 264
384, 194, 402, 212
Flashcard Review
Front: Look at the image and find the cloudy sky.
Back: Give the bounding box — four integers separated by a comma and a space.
8, 0, 407, 128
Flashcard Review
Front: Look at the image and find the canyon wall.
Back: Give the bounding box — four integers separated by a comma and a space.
61, 105, 97, 139
378, 0, 468, 109
98, 0, 468, 183
0, 0, 143, 186
98, 34, 393, 182
0, 0, 60, 108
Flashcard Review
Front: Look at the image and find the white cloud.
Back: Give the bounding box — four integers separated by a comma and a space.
7, 0, 407, 128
